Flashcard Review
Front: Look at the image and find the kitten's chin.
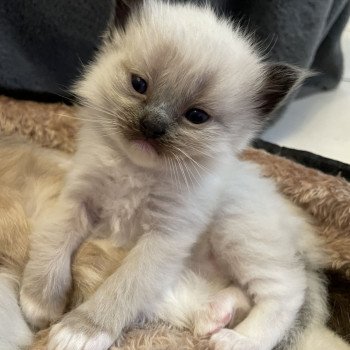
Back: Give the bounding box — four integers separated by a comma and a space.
119, 139, 160, 169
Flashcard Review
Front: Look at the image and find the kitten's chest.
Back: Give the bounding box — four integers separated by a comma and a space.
96, 166, 154, 246
188, 231, 230, 285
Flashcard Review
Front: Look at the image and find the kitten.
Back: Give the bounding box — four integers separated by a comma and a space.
19, 1, 330, 350
0, 140, 346, 350
0, 137, 251, 349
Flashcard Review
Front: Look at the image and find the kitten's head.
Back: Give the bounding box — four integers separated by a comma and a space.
74, 0, 303, 170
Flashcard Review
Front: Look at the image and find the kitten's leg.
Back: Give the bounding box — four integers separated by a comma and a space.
209, 275, 305, 350
47, 229, 200, 350
20, 197, 92, 329
298, 326, 350, 350
193, 286, 251, 337
209, 221, 307, 350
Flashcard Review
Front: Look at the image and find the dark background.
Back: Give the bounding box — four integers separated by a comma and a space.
0, 0, 349, 103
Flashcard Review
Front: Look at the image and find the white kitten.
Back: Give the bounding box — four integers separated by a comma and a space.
20, 1, 332, 350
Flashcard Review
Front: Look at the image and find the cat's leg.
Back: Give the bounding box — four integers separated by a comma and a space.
20, 196, 93, 329
298, 326, 350, 350
209, 210, 307, 350
209, 264, 306, 350
47, 223, 202, 350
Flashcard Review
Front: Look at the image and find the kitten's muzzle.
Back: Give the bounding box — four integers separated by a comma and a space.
139, 112, 168, 139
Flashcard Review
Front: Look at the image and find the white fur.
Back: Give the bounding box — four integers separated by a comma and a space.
298, 327, 350, 350
154, 270, 227, 329
48, 326, 113, 350
0, 272, 33, 350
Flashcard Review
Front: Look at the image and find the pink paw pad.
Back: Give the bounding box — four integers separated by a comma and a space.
206, 311, 233, 336
194, 298, 234, 337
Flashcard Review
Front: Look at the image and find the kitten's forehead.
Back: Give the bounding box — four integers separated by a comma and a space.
119, 1, 264, 108
123, 2, 258, 67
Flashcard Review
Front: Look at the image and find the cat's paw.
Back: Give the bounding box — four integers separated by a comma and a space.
48, 310, 114, 350
210, 329, 259, 350
193, 296, 234, 336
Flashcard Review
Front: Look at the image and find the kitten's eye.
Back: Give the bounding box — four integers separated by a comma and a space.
185, 108, 210, 124
131, 74, 147, 94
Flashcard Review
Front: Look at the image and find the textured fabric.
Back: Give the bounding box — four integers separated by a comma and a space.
0, 0, 349, 102
218, 0, 350, 96
0, 0, 112, 99
253, 139, 350, 178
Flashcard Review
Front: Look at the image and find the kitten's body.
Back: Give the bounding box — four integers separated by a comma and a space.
0, 140, 348, 350
18, 1, 345, 350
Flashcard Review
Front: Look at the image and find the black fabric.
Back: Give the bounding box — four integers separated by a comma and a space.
253, 139, 350, 181
0, 0, 349, 102
0, 0, 112, 99
218, 0, 350, 97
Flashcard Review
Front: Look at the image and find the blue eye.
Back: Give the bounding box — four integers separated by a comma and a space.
185, 108, 210, 124
131, 74, 147, 94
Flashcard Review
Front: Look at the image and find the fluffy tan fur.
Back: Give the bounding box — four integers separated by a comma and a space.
0, 186, 29, 277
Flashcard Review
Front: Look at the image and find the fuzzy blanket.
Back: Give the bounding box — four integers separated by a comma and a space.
0, 95, 349, 347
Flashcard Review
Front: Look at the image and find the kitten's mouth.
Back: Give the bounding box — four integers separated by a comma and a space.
131, 139, 159, 155
119, 135, 162, 168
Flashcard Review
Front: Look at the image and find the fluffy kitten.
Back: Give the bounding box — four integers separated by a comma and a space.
19, 1, 331, 350
0, 139, 347, 350
0, 139, 348, 350
0, 137, 251, 349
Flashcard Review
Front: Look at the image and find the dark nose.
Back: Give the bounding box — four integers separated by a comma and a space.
139, 114, 168, 139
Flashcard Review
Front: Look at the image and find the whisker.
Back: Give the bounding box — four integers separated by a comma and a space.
172, 146, 212, 176
165, 156, 175, 186
170, 156, 181, 191
57, 113, 115, 126
173, 153, 189, 192
180, 156, 196, 189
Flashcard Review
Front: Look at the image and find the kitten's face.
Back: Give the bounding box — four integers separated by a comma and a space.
75, 1, 299, 171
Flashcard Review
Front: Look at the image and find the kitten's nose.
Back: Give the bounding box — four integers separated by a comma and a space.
139, 114, 167, 139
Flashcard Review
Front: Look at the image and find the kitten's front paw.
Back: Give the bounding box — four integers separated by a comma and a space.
48, 310, 114, 350
210, 329, 260, 350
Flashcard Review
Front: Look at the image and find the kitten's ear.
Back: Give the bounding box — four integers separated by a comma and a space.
105, 0, 141, 40
259, 63, 306, 115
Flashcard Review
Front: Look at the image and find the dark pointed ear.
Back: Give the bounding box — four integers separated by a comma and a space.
259, 63, 306, 115
114, 0, 141, 30
105, 0, 141, 41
